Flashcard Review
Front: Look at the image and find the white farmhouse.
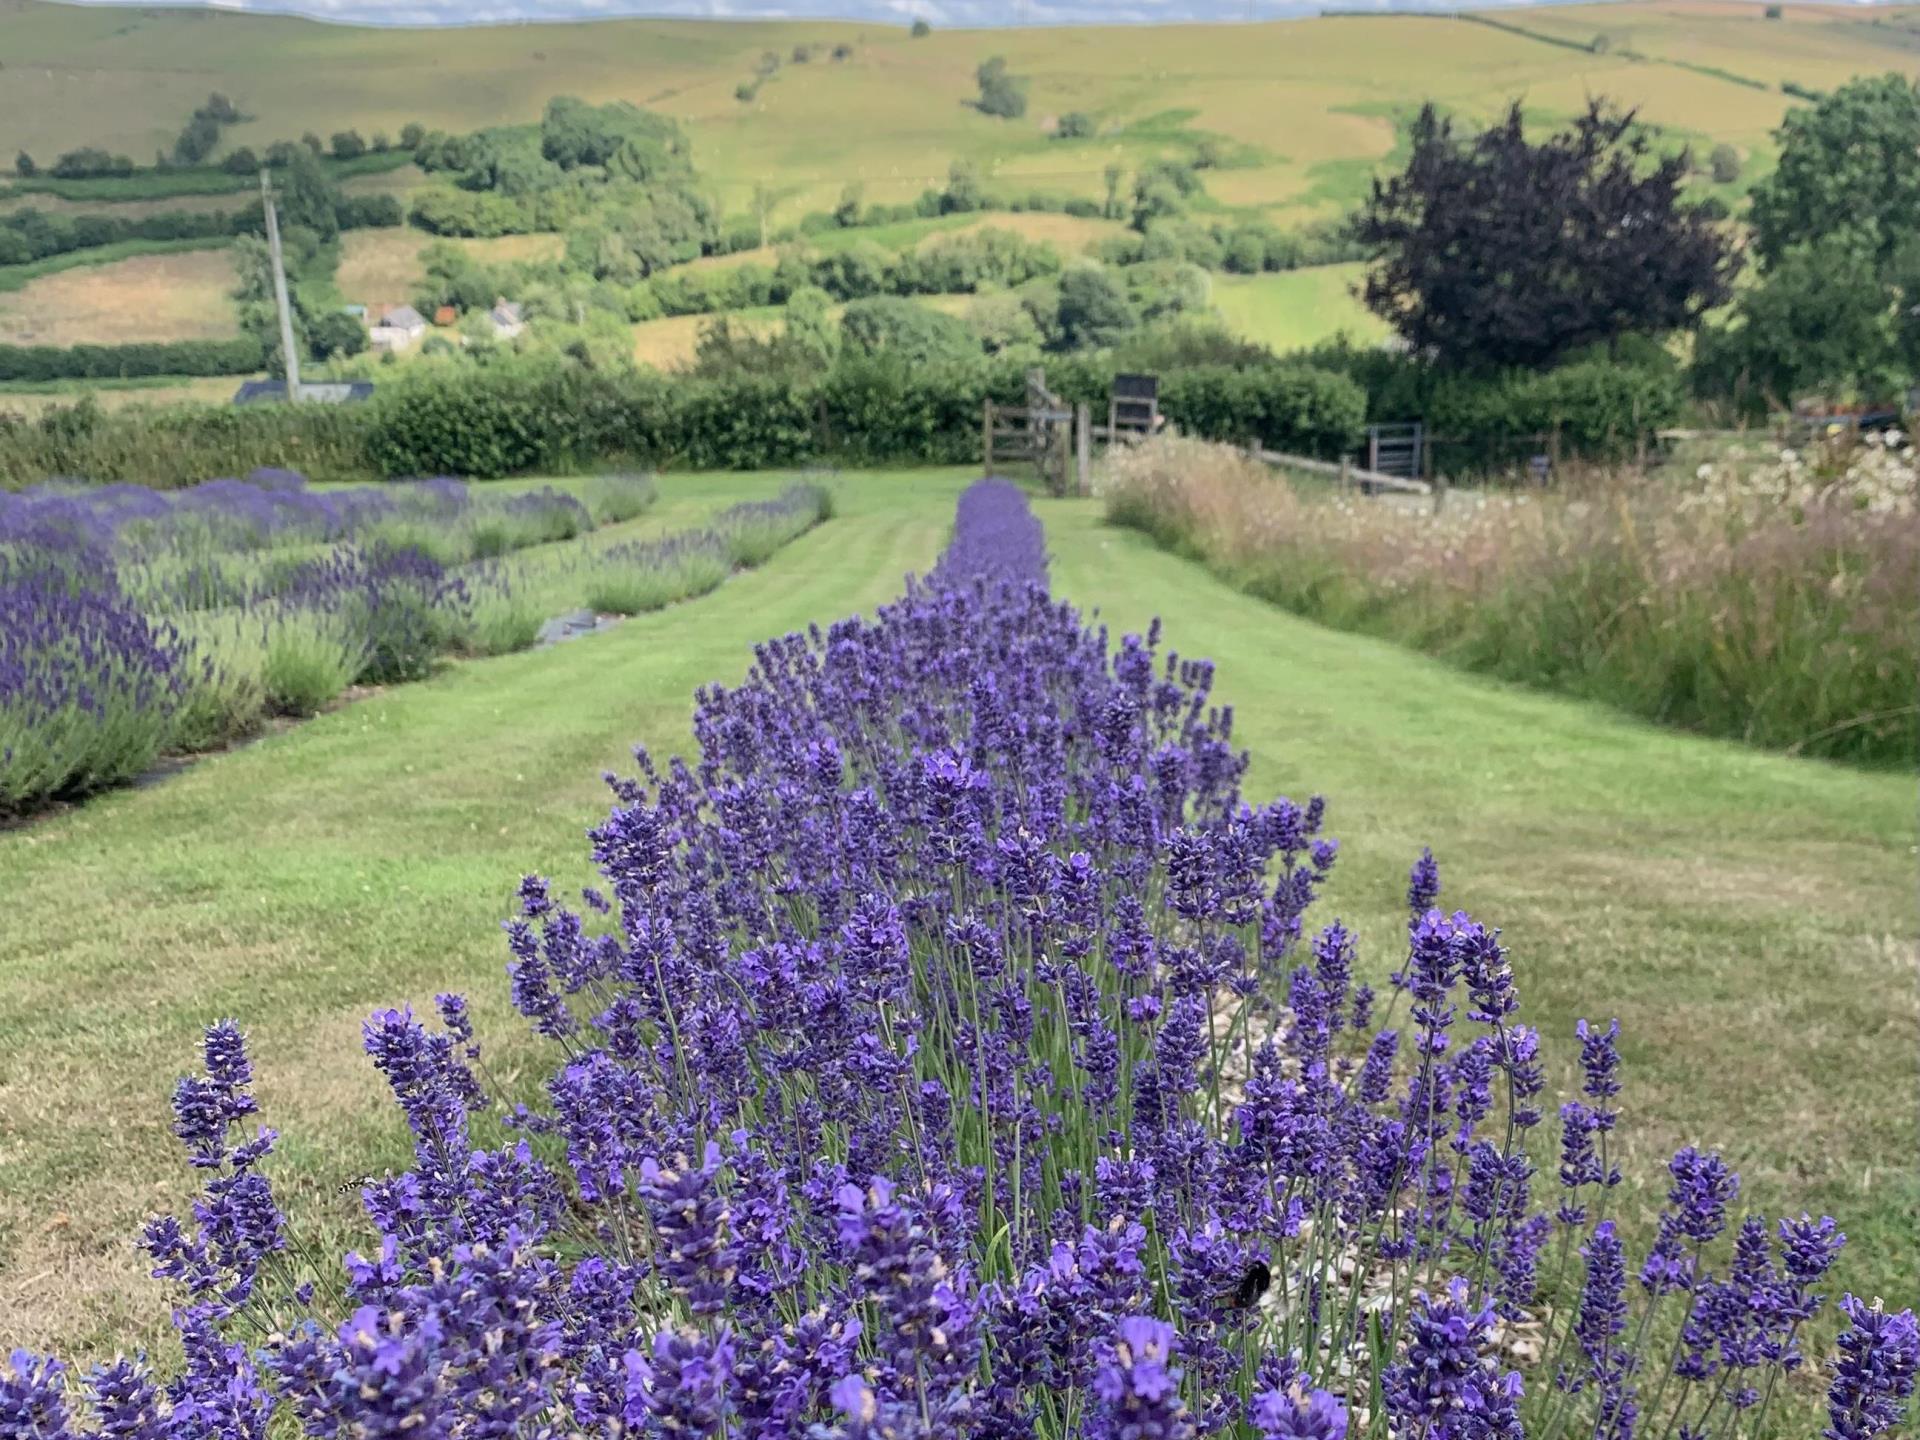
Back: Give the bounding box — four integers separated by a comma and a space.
369, 303, 428, 351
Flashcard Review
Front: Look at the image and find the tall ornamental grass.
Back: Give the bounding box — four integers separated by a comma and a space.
1101, 435, 1918, 766
9, 479, 1912, 1440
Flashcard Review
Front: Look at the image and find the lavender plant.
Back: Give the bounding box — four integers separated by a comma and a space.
8, 479, 1913, 1440
0, 471, 833, 813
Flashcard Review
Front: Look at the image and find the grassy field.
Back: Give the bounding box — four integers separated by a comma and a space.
5, 0, 1919, 230
630, 307, 780, 367
0, 375, 242, 414
1211, 263, 1389, 349
1, 470, 1911, 1370
333, 228, 567, 308
0, 245, 239, 346
5, 0, 1919, 359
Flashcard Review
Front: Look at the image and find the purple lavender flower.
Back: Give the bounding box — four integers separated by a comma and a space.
1408, 846, 1441, 916
1, 1350, 73, 1439
1385, 1278, 1525, 1440
1250, 1382, 1349, 1439
1088, 1316, 1195, 1440
1825, 1297, 1919, 1439
638, 1147, 740, 1317
1577, 1019, 1621, 1128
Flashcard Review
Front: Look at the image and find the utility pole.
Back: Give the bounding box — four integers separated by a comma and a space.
259, 167, 301, 403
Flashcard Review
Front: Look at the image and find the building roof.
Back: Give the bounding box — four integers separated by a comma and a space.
491, 299, 524, 325
233, 380, 377, 407
378, 304, 426, 330
433, 305, 458, 326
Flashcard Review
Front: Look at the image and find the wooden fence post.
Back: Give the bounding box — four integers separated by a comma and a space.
1339, 456, 1350, 489
1431, 471, 1448, 516
1075, 403, 1092, 496
982, 398, 994, 478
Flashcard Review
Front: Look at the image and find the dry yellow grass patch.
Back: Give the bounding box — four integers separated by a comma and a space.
928, 212, 1128, 255
334, 228, 566, 306
0, 378, 243, 415
0, 191, 249, 220
631, 310, 736, 368
0, 247, 240, 345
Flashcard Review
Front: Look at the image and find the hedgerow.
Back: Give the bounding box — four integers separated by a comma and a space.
1, 357, 1370, 486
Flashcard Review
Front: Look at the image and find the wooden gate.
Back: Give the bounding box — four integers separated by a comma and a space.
1366, 422, 1427, 480
984, 368, 1086, 495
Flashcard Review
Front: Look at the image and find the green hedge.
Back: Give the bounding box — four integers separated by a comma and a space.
1301, 342, 1684, 472
1, 355, 1366, 486
0, 338, 265, 383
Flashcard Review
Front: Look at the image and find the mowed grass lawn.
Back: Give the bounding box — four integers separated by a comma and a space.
2, 471, 1913, 1373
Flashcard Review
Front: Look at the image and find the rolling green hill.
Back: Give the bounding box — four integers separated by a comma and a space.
5, 0, 1919, 226
2, 0, 1918, 363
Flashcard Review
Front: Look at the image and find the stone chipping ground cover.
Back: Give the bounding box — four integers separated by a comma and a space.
2, 477, 1912, 1440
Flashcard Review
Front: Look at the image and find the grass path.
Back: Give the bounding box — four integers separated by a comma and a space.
2, 471, 1912, 1367
1042, 496, 1917, 1308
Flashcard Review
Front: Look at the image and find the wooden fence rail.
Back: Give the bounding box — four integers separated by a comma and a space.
1249, 446, 1433, 496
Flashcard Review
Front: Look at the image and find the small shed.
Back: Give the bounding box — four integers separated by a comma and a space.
433, 305, 458, 327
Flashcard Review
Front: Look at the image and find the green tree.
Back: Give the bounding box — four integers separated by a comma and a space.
172, 114, 222, 166
13, 151, 35, 178
784, 285, 839, 365
400, 122, 427, 150
308, 310, 368, 361
1750, 74, 1920, 271
911, 17, 932, 36
834, 183, 865, 228
752, 182, 776, 247
1051, 265, 1137, 350
301, 132, 325, 156
1695, 238, 1903, 404
941, 160, 985, 214
223, 146, 260, 176
1103, 163, 1125, 220
1708, 143, 1741, 185
840, 296, 978, 363
274, 148, 344, 241
1055, 112, 1094, 140
968, 290, 1042, 355
976, 57, 1029, 120
330, 130, 368, 160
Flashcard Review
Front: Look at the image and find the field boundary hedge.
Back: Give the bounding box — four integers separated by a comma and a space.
0, 356, 1365, 486
0, 338, 265, 384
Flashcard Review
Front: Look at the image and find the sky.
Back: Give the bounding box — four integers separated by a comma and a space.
54, 0, 1727, 29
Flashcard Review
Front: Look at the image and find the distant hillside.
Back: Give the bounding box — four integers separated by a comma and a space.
5, 0, 1920, 225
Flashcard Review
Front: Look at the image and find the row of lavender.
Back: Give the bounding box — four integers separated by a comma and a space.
0, 471, 831, 814
6, 479, 1911, 1438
